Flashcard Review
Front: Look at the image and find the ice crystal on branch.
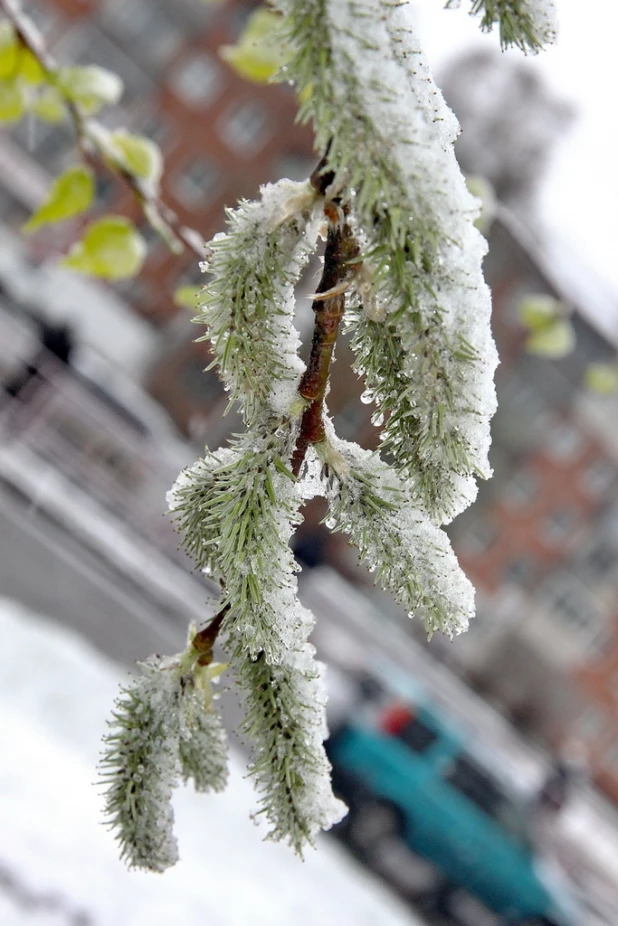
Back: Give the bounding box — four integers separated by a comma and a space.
100, 644, 230, 871
196, 180, 323, 423
322, 438, 475, 636
99, 661, 181, 872
234, 637, 346, 853
466, 0, 558, 52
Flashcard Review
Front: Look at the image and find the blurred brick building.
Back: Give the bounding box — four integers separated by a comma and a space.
1, 0, 618, 806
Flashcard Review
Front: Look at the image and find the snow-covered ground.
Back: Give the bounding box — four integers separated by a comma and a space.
0, 597, 422, 926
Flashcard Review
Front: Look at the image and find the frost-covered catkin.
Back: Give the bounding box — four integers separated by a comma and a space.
179, 685, 228, 794
323, 438, 475, 637
233, 632, 346, 853
196, 180, 322, 423
469, 0, 558, 52
100, 661, 181, 872
168, 428, 307, 664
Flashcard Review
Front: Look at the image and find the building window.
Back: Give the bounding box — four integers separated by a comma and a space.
544, 572, 602, 638
582, 458, 616, 498
100, 0, 185, 70
502, 468, 539, 508
502, 556, 535, 586
169, 53, 224, 109
542, 508, 577, 546
219, 100, 272, 156
581, 538, 616, 583
458, 520, 497, 557
574, 706, 607, 741
544, 420, 584, 462
171, 158, 221, 210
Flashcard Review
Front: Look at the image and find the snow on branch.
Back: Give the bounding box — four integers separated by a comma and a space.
323, 438, 475, 637
100, 640, 229, 872
277, 0, 498, 523
168, 425, 307, 664
233, 638, 346, 854
466, 0, 558, 52
196, 180, 323, 424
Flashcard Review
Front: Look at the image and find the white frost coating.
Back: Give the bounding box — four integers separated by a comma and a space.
100, 662, 182, 872
237, 623, 347, 851
198, 180, 323, 423
326, 437, 475, 636
297, 446, 327, 501
525, 0, 558, 42
321, 0, 499, 522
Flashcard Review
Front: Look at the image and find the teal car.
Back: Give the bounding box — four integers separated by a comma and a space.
328, 697, 580, 926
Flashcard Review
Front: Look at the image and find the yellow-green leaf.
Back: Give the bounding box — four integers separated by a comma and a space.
56, 65, 123, 114
61, 216, 146, 280
19, 48, 44, 84
525, 319, 575, 359
24, 164, 95, 232
106, 130, 163, 186
584, 363, 618, 395
0, 78, 25, 122
31, 85, 66, 123
219, 8, 289, 84
0, 22, 18, 79
0, 22, 44, 83
519, 294, 561, 331
173, 284, 203, 310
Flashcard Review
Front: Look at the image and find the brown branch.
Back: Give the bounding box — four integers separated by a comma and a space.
291, 200, 360, 477
191, 605, 229, 666
0, 0, 207, 259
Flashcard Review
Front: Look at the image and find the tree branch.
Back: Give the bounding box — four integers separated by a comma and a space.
0, 0, 207, 259
291, 198, 360, 477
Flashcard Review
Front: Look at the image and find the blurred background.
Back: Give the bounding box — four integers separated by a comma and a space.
1, 1, 618, 924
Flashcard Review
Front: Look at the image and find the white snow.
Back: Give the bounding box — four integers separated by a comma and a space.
0, 597, 422, 926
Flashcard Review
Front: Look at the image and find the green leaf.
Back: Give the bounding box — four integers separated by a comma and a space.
519, 294, 561, 331
525, 319, 576, 359
106, 130, 163, 186
31, 85, 66, 123
0, 78, 25, 122
61, 216, 147, 280
173, 284, 203, 311
56, 65, 123, 114
0, 22, 18, 79
0, 23, 44, 83
24, 164, 95, 232
219, 8, 289, 84
584, 363, 618, 395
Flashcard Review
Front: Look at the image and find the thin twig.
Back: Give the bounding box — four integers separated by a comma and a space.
291, 197, 360, 477
0, 0, 207, 259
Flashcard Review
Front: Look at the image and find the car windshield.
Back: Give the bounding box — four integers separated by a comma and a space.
444, 753, 531, 844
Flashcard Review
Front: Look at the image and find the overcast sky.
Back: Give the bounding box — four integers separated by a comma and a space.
413, 0, 618, 319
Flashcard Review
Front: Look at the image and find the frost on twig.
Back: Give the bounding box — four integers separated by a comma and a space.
323, 438, 475, 638
168, 426, 305, 664
233, 633, 346, 854
169, 430, 345, 853
100, 645, 229, 872
196, 180, 323, 424
278, 0, 498, 523
99, 0, 561, 870
466, 0, 558, 53
99, 660, 181, 872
